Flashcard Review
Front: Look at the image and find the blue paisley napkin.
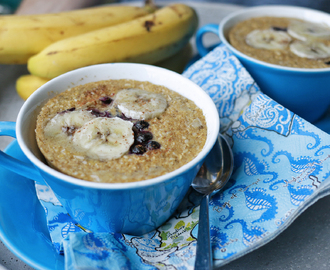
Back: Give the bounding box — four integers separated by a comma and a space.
35, 43, 330, 269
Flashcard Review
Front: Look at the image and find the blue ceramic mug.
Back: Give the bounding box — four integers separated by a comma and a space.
0, 63, 220, 235
196, 5, 330, 123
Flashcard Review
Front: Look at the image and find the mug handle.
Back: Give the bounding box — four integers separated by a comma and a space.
196, 23, 220, 57
0, 121, 44, 184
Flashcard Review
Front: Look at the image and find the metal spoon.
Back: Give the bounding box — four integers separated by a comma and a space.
192, 134, 234, 269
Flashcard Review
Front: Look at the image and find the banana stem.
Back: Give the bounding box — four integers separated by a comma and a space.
144, 0, 155, 6
144, 0, 157, 12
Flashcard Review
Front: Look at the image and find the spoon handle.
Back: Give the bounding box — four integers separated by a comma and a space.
195, 194, 212, 270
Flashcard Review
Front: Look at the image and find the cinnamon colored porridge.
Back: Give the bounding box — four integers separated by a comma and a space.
229, 16, 330, 68
35, 79, 207, 183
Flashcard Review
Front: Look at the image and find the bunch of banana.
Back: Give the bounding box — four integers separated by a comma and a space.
0, 5, 152, 64
14, 3, 197, 100
27, 3, 198, 79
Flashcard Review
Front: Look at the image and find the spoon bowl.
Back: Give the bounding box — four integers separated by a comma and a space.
192, 133, 234, 269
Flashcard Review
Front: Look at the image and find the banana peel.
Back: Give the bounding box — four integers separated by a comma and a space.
16, 74, 49, 100
0, 5, 151, 64
28, 3, 198, 79
17, 43, 194, 100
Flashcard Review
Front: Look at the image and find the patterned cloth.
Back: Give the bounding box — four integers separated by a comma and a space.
35, 43, 330, 269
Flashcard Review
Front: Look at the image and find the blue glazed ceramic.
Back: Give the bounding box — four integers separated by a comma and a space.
0, 63, 220, 235
196, 5, 330, 123
0, 140, 64, 270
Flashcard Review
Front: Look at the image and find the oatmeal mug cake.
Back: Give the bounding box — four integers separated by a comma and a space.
36, 79, 207, 183
229, 16, 330, 68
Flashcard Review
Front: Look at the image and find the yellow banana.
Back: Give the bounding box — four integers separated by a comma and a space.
16, 74, 49, 100
0, 5, 151, 64
28, 3, 198, 79
15, 44, 193, 100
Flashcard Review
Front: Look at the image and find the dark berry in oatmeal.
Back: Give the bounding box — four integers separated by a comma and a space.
134, 120, 149, 131
272, 26, 287, 32
88, 108, 112, 118
119, 113, 132, 121
59, 107, 75, 114
135, 131, 153, 144
147, 141, 161, 150
130, 144, 147, 155
99, 96, 113, 105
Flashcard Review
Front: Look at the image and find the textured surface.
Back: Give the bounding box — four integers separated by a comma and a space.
2, 2, 330, 270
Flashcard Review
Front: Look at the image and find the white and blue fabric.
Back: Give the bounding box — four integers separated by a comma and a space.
35, 43, 330, 269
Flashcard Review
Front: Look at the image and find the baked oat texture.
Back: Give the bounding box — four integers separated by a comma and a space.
229, 17, 330, 68
35, 79, 207, 183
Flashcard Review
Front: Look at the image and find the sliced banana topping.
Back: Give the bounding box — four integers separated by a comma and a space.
72, 117, 134, 160
288, 19, 330, 41
246, 29, 292, 50
115, 88, 168, 120
290, 40, 330, 59
44, 110, 95, 138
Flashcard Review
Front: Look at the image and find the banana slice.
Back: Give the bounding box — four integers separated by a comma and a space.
72, 117, 134, 160
115, 89, 167, 120
288, 19, 330, 41
44, 109, 95, 138
246, 29, 292, 50
290, 40, 330, 59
